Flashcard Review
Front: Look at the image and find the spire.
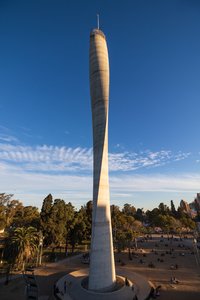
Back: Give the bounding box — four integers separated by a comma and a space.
97, 13, 99, 29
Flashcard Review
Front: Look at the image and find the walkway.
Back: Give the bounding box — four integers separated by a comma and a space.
56, 267, 151, 300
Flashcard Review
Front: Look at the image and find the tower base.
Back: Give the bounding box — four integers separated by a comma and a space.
55, 268, 151, 300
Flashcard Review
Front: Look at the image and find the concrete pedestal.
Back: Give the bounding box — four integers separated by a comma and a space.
56, 268, 151, 300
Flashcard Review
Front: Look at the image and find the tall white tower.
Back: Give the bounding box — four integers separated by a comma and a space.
89, 28, 116, 291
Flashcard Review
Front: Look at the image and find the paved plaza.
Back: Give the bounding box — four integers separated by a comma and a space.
1, 235, 200, 300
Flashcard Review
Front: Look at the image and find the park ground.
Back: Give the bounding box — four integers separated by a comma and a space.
0, 234, 200, 300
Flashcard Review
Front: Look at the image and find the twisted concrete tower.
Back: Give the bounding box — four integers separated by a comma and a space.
89, 28, 116, 291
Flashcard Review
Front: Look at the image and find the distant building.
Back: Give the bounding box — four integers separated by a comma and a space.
180, 199, 191, 215
196, 222, 200, 233
189, 202, 197, 218
180, 193, 200, 218
194, 193, 200, 212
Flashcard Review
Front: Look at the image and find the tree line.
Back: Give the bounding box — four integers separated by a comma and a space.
0, 193, 197, 271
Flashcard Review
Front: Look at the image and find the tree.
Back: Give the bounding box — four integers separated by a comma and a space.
111, 205, 143, 254
170, 200, 177, 217
177, 206, 186, 219
5, 200, 23, 228
115, 230, 127, 253
180, 216, 195, 232
65, 202, 75, 254
146, 208, 160, 226
78, 201, 92, 240
0, 193, 14, 230
11, 205, 40, 229
68, 210, 87, 253
0, 195, 39, 231
158, 202, 170, 215
40, 194, 53, 246
0, 193, 13, 205
122, 203, 136, 217
4, 227, 38, 270
111, 205, 121, 243
0, 204, 6, 230
135, 208, 145, 222
126, 230, 134, 258
50, 199, 67, 248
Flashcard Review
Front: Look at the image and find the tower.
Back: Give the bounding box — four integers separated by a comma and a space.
89, 28, 116, 291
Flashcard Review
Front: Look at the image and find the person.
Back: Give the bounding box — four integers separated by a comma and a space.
149, 287, 155, 298
53, 283, 58, 296
173, 277, 179, 284
155, 285, 161, 296
54, 284, 59, 295
170, 277, 179, 284
125, 277, 130, 286
64, 281, 67, 293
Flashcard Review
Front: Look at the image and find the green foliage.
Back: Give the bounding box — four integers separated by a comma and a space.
135, 208, 145, 222
180, 215, 195, 230
12, 205, 40, 229
0, 193, 13, 205
111, 204, 143, 252
40, 194, 53, 246
0, 194, 40, 230
158, 202, 170, 215
122, 203, 136, 216
4, 226, 38, 270
68, 210, 87, 252
40, 194, 77, 250
78, 201, 92, 240
115, 230, 127, 252
0, 193, 14, 229
1, 191, 198, 261
50, 199, 67, 247
170, 200, 177, 216
0, 204, 6, 230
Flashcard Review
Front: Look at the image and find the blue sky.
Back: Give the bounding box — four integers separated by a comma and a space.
0, 0, 200, 210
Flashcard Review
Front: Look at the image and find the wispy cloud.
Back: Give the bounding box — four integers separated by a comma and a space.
110, 173, 200, 193
0, 125, 19, 143
0, 143, 190, 173
0, 144, 92, 172
0, 125, 11, 132
109, 150, 190, 171
0, 135, 19, 143
0, 141, 194, 208
0, 162, 199, 208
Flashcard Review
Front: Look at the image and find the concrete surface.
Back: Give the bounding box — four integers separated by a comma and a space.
56, 267, 151, 300
89, 28, 116, 290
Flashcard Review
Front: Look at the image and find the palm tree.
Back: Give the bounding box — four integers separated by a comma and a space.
11, 226, 38, 270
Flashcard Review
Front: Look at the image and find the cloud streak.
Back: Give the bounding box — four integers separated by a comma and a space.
0, 143, 190, 173
0, 162, 199, 208
0, 141, 194, 208
0, 135, 19, 143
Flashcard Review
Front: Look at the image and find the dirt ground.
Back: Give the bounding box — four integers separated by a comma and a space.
115, 235, 200, 300
1, 235, 200, 300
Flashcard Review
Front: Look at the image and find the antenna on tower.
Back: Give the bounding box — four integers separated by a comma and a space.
97, 14, 99, 29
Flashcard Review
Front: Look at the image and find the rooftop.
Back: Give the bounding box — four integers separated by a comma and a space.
90, 28, 106, 39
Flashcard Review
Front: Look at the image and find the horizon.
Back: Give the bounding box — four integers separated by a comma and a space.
5, 191, 198, 214
1, 0, 200, 210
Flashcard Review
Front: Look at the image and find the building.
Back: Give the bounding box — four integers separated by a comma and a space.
194, 193, 200, 212
88, 28, 116, 291
180, 199, 191, 215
